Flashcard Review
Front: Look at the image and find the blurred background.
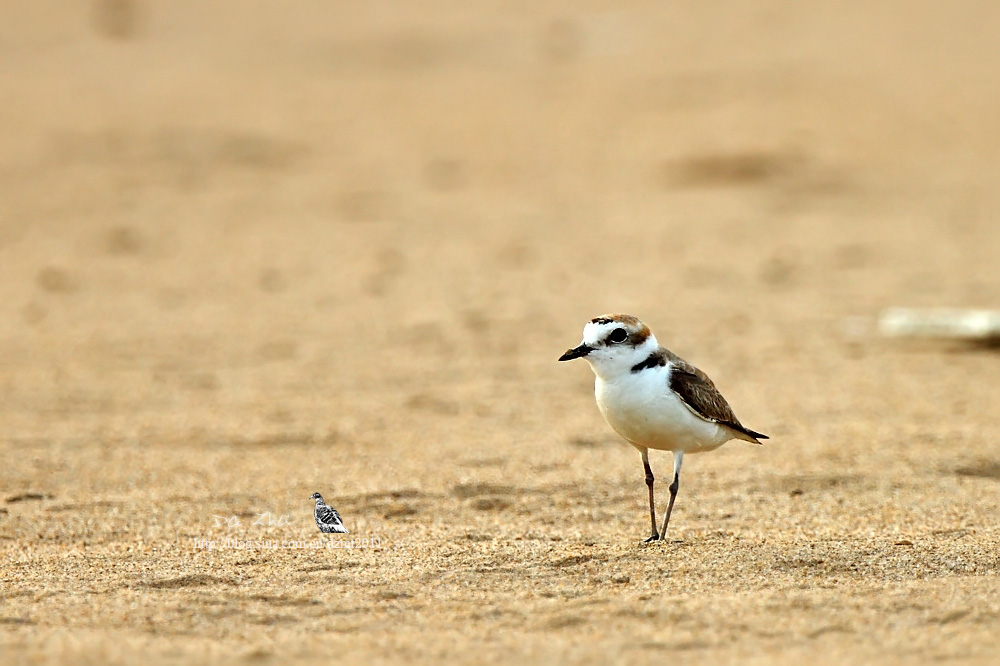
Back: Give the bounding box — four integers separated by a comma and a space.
1, 2, 1000, 661
2, 0, 998, 449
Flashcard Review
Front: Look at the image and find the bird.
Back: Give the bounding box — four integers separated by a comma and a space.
310, 492, 349, 533
559, 314, 767, 542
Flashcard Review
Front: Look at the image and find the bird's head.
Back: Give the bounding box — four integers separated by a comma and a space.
559, 314, 659, 379
310, 492, 323, 501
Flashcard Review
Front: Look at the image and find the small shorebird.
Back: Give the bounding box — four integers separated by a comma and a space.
559, 314, 767, 542
310, 492, 349, 534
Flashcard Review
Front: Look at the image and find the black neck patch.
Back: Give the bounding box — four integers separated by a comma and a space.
630, 350, 667, 373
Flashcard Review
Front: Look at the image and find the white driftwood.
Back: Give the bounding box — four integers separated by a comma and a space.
877, 308, 1000, 341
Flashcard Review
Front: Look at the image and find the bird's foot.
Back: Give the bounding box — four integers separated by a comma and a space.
643, 533, 660, 543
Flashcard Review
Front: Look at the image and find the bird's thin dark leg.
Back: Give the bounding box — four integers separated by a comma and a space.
641, 450, 658, 542
659, 451, 684, 540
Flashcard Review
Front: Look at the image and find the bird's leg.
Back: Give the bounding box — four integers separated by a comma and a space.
641, 449, 659, 542
658, 451, 684, 540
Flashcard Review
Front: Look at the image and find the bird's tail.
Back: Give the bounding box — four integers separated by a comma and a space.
729, 425, 768, 445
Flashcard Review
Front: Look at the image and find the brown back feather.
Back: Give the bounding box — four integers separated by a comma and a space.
665, 352, 767, 442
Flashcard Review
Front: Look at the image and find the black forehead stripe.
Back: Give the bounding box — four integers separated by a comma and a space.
590, 317, 614, 325
630, 350, 667, 373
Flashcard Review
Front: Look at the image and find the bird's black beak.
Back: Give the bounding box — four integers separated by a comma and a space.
558, 344, 592, 361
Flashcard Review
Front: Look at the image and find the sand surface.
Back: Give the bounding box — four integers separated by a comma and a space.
2, 1, 1000, 663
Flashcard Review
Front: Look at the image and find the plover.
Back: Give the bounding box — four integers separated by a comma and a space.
559, 314, 767, 542
310, 492, 349, 534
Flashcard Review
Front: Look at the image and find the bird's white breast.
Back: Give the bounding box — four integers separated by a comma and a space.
595, 364, 730, 453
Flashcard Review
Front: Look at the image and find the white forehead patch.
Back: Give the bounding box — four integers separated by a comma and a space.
582, 321, 614, 345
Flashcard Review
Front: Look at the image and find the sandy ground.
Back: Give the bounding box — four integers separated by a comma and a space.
2, 1, 1000, 663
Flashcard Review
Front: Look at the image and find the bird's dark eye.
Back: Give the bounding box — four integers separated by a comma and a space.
608, 328, 628, 344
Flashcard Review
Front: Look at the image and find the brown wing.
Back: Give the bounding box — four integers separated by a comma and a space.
668, 360, 767, 442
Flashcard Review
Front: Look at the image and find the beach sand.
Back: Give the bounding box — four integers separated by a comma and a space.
2, 1, 1000, 663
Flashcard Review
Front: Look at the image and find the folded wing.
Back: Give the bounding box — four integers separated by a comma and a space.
668, 362, 768, 444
